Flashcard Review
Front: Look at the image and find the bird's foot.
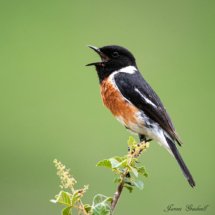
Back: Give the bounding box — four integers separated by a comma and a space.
139, 137, 152, 143
138, 134, 152, 145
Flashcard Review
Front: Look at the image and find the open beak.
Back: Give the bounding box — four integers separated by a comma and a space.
86, 45, 109, 66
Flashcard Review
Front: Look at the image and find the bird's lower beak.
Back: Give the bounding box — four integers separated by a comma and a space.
86, 45, 109, 66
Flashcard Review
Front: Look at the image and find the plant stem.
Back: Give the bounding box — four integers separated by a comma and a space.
110, 142, 148, 214
110, 178, 125, 213
111, 156, 131, 213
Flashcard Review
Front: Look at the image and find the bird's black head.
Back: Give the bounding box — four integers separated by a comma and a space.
86, 45, 136, 83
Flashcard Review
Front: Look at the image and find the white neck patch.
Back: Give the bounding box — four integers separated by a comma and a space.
108, 65, 137, 86
117, 65, 137, 74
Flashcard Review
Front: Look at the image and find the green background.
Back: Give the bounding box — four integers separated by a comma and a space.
0, 0, 214, 214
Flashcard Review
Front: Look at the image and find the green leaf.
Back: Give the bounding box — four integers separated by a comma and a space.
128, 136, 136, 148
71, 190, 81, 206
62, 207, 72, 215
96, 159, 112, 168
92, 207, 110, 215
124, 184, 134, 193
92, 194, 112, 205
113, 176, 121, 184
129, 157, 137, 166
111, 158, 127, 169
84, 204, 92, 213
61, 192, 71, 205
92, 194, 112, 215
137, 166, 148, 177
97, 157, 127, 169
113, 156, 126, 162
130, 166, 138, 177
133, 180, 144, 190
109, 158, 120, 168
51, 191, 71, 206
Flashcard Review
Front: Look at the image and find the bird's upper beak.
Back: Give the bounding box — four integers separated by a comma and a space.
86, 45, 109, 66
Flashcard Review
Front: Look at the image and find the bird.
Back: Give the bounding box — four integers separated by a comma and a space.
86, 45, 195, 187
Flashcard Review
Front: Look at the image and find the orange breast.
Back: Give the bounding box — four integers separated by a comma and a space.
100, 78, 138, 126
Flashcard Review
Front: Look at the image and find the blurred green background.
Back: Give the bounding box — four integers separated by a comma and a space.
0, 0, 214, 214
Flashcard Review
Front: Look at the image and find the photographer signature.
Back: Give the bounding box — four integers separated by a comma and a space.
164, 204, 209, 212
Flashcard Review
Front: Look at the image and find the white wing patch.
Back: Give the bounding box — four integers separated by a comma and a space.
134, 88, 157, 108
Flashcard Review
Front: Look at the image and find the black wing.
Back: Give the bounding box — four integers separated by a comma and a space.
114, 71, 182, 145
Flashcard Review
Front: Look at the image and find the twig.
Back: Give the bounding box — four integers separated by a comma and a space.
110, 174, 126, 213
110, 142, 149, 214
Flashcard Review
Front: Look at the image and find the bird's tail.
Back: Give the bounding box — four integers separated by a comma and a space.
165, 135, 195, 187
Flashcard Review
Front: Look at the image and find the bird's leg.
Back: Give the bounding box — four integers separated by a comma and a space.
136, 134, 152, 156
138, 134, 152, 145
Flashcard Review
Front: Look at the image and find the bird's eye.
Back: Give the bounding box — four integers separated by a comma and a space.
112, 51, 119, 58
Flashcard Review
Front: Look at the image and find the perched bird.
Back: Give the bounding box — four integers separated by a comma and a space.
86, 45, 195, 187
